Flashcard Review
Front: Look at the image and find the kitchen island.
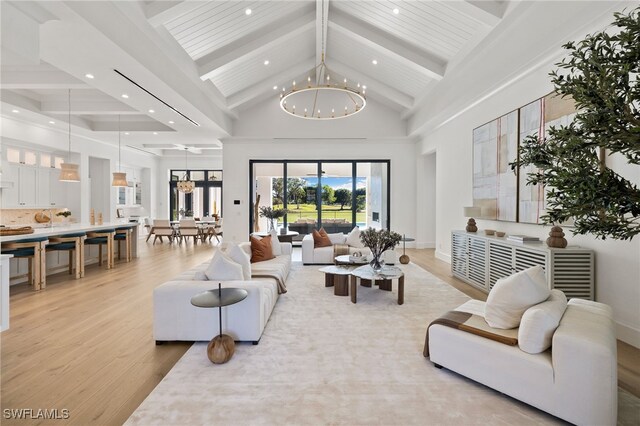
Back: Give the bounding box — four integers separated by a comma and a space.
0, 222, 139, 289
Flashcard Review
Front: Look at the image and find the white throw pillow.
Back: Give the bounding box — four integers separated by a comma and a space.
204, 250, 244, 281
328, 233, 346, 245
269, 229, 282, 256
345, 227, 364, 248
194, 271, 208, 281
484, 265, 551, 329
226, 243, 252, 280
518, 289, 568, 354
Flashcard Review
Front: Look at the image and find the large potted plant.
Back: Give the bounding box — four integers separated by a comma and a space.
512, 7, 640, 241
259, 206, 288, 232
360, 228, 402, 272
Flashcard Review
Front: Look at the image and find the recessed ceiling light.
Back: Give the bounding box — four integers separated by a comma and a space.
49, 121, 55, 124
168, 120, 174, 124
124, 132, 130, 135
393, 8, 399, 15
273, 85, 278, 90
11, 109, 19, 113
153, 132, 158, 135
148, 109, 155, 113
85, 73, 95, 79
121, 93, 129, 99
264, 60, 270, 66
245, 8, 252, 15
362, 85, 367, 90
372, 59, 378, 65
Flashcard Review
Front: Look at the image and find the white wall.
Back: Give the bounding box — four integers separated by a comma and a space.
222, 139, 417, 244
88, 157, 110, 220
416, 151, 436, 248
417, 56, 640, 347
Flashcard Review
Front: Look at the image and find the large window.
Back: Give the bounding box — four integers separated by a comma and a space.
249, 160, 390, 239
169, 170, 222, 220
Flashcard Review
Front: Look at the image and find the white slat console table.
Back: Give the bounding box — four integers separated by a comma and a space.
451, 231, 594, 300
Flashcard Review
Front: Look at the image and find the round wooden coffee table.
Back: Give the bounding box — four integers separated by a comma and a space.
319, 265, 355, 296
350, 265, 405, 305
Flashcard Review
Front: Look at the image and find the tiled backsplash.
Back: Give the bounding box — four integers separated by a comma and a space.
1, 208, 74, 226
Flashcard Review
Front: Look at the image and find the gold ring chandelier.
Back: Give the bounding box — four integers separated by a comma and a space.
279, 0, 366, 120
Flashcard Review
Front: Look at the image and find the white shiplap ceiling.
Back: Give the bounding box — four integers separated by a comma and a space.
152, 0, 506, 115
0, 0, 508, 149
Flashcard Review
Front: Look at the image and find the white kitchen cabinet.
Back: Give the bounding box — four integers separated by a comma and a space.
37, 167, 51, 206
49, 169, 67, 207
18, 166, 38, 207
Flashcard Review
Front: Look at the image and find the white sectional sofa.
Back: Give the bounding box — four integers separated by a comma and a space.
301, 233, 397, 265
427, 298, 618, 425
154, 242, 291, 344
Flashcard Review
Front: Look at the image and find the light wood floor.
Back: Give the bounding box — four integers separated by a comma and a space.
1, 245, 638, 425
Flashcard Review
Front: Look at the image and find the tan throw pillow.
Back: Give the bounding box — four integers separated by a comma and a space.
313, 228, 332, 248
250, 235, 275, 263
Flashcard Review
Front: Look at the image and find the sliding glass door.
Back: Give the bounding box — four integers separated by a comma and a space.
249, 160, 390, 239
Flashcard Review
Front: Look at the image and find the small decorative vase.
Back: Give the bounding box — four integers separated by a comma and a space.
370, 257, 385, 273
466, 218, 478, 232
546, 226, 568, 248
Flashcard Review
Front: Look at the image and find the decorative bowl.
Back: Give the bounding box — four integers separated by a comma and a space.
495, 231, 506, 237
484, 229, 495, 235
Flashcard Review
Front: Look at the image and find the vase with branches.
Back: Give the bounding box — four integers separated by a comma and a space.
360, 228, 402, 272
259, 206, 288, 232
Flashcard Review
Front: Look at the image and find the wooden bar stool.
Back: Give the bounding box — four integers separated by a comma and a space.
1, 236, 49, 290
85, 229, 116, 269
114, 227, 132, 263
46, 232, 86, 279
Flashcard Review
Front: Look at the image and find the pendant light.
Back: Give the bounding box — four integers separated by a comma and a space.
59, 89, 81, 182
177, 148, 195, 193
111, 115, 128, 187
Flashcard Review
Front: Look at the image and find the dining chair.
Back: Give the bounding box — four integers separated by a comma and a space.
178, 219, 200, 244
153, 220, 175, 244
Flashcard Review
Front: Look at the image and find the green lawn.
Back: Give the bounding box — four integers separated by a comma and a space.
275, 203, 365, 223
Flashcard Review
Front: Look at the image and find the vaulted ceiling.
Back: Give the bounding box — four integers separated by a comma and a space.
1, 1, 627, 155
152, 0, 505, 113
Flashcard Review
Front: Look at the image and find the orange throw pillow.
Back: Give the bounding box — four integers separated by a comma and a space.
313, 228, 332, 248
250, 235, 275, 263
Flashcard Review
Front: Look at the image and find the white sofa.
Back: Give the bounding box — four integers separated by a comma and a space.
427, 298, 617, 426
154, 242, 291, 344
301, 233, 397, 265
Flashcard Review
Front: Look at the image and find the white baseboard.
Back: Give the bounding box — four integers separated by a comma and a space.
616, 321, 640, 349
435, 250, 451, 263
415, 241, 435, 249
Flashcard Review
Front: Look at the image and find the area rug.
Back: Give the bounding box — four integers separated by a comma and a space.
126, 262, 640, 425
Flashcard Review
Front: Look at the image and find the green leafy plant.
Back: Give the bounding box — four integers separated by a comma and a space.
360, 228, 401, 268
56, 211, 72, 218
511, 7, 640, 240
259, 206, 288, 231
